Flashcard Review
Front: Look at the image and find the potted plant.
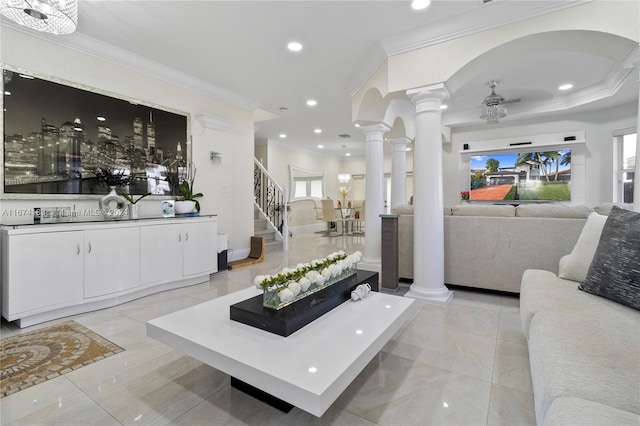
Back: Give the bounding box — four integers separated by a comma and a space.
175, 162, 203, 214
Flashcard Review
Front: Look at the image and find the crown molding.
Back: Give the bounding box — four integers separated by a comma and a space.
381, 0, 594, 57
2, 20, 261, 111
194, 113, 234, 132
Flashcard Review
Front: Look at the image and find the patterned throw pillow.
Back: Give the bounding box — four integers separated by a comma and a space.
579, 206, 640, 310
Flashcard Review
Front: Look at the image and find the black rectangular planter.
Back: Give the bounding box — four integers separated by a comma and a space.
230, 270, 379, 337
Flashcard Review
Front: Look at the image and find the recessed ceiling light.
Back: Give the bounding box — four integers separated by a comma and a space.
354, 123, 360, 128
314, 128, 322, 134
97, 116, 106, 121
411, 0, 431, 10
345, 152, 351, 157
558, 83, 573, 91
440, 104, 448, 110
406, 147, 412, 151
287, 41, 303, 52
306, 99, 317, 107
317, 145, 324, 149
279, 133, 287, 138
308, 367, 317, 373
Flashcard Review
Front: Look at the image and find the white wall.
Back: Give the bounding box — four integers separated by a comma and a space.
445, 102, 638, 207
0, 27, 255, 254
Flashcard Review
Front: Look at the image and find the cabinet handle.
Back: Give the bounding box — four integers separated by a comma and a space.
76, 244, 80, 255
88, 242, 92, 253
185, 232, 189, 241
178, 234, 182, 242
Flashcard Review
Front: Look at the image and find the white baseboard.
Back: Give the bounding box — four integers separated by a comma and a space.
289, 223, 327, 234
229, 248, 250, 262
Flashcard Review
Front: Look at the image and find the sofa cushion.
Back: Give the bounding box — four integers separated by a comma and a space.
579, 206, 640, 310
543, 397, 640, 426
391, 204, 413, 215
593, 202, 634, 216
558, 212, 607, 282
516, 203, 592, 218
451, 204, 515, 217
519, 269, 639, 338
528, 311, 640, 424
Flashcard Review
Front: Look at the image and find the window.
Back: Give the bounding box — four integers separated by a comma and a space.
289, 165, 325, 200
614, 132, 636, 203
293, 178, 323, 198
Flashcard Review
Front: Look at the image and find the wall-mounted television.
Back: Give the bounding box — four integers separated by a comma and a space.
469, 149, 571, 201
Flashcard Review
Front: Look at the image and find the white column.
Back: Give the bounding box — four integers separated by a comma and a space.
389, 137, 412, 209
359, 123, 390, 273
405, 84, 452, 304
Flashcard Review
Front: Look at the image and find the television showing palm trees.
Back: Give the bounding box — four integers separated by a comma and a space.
469, 150, 571, 201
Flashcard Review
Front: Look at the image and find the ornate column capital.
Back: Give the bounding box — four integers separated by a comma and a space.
388, 137, 412, 152
407, 83, 450, 113
359, 123, 391, 140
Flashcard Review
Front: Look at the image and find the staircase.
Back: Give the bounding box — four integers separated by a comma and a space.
253, 158, 287, 253
254, 205, 283, 253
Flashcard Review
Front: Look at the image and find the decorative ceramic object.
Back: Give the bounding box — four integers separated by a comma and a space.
99, 186, 127, 219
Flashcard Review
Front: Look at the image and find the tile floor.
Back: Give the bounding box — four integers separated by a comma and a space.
1, 231, 535, 425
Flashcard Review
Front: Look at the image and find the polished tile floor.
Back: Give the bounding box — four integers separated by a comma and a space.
1, 231, 535, 425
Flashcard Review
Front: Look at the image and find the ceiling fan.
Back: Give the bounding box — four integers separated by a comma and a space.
480, 80, 520, 124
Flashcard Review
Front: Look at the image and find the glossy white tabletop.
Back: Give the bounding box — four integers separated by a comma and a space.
147, 286, 415, 416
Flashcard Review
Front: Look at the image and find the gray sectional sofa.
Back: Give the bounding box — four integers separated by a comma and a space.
520, 207, 640, 425
393, 203, 593, 293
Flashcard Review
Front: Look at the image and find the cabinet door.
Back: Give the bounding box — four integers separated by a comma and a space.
140, 223, 182, 286
3, 231, 84, 316
84, 227, 140, 298
182, 220, 218, 276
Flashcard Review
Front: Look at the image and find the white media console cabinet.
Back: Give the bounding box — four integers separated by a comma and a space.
1, 215, 218, 328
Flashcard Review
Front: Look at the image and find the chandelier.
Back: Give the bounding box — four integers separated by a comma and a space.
338, 144, 351, 183
480, 80, 507, 124
0, 0, 78, 35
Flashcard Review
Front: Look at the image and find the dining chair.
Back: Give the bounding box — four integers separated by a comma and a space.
321, 199, 346, 236
349, 200, 365, 235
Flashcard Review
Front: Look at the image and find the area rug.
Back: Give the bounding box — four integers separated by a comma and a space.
1, 320, 124, 397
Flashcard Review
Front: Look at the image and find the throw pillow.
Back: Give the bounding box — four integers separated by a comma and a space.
579, 206, 640, 310
559, 212, 608, 282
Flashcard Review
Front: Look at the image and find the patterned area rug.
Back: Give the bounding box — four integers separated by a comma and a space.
1, 320, 124, 397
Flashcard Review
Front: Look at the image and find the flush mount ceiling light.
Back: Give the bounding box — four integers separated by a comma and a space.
558, 83, 573, 91
0, 0, 78, 34
314, 128, 322, 134
306, 99, 317, 107
287, 41, 303, 52
279, 133, 287, 138
411, 0, 431, 10
479, 80, 520, 124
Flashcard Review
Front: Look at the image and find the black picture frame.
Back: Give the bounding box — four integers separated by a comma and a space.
2, 66, 190, 198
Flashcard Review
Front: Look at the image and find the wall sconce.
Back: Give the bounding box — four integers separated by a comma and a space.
210, 151, 222, 160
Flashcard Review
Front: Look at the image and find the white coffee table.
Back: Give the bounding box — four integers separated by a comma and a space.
147, 286, 414, 417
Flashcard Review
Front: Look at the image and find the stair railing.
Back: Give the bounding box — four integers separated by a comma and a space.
254, 158, 288, 247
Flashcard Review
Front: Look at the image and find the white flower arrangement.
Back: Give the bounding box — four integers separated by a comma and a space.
255, 251, 362, 302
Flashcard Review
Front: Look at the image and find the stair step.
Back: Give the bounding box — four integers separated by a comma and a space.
254, 230, 276, 242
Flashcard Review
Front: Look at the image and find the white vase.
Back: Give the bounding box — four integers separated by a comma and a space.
129, 203, 139, 219
175, 200, 196, 214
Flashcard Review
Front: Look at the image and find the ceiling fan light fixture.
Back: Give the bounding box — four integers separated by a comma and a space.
0, 0, 78, 35
480, 80, 508, 124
